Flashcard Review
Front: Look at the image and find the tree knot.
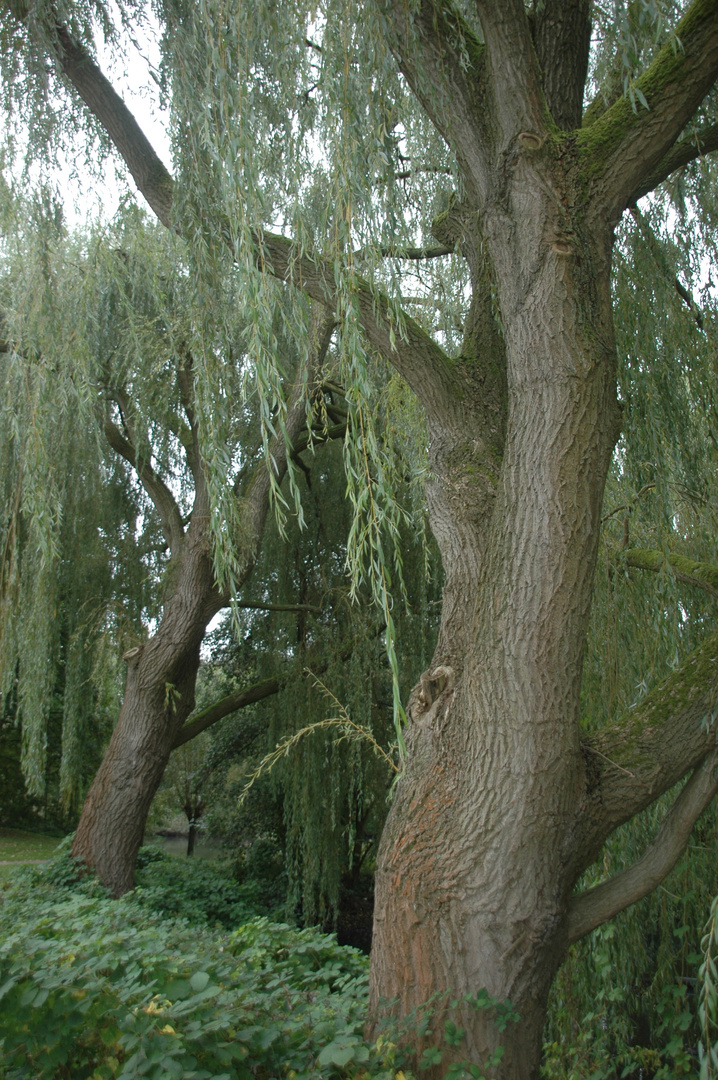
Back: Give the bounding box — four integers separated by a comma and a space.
414, 665, 456, 716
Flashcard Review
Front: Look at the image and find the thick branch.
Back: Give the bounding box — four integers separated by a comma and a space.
172, 677, 280, 748
103, 414, 184, 557
576, 628, 718, 868
628, 121, 718, 205
625, 549, 718, 600
5, 2, 175, 227
568, 749, 718, 942
386, 0, 492, 204
474, 0, 549, 141
260, 234, 459, 420
532, 0, 591, 131
582, 0, 718, 219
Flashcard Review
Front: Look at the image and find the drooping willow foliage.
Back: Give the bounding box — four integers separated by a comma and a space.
2, 0, 718, 1063
193, 433, 441, 928
0, 0, 460, 814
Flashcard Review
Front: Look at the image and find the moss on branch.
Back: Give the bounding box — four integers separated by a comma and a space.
625, 548, 718, 599
577, 0, 718, 174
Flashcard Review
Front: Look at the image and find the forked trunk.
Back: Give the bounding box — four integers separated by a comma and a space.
72, 528, 217, 896
369, 216, 621, 1077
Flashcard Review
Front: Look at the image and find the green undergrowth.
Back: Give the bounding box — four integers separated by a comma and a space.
132, 845, 284, 929
0, 858, 373, 1080
0, 855, 519, 1080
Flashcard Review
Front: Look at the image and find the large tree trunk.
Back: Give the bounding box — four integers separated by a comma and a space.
19, 2, 718, 1072
369, 206, 621, 1076
72, 527, 218, 896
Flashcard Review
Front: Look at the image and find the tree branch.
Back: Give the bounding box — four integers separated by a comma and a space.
568, 749, 718, 942
259, 233, 459, 419
370, 244, 455, 261
629, 206, 705, 329
582, 0, 718, 219
532, 0, 591, 131
628, 121, 718, 205
576, 628, 718, 869
103, 413, 185, 557
6, 3, 174, 227
175, 353, 209, 515
233, 600, 322, 613
625, 549, 718, 600
385, 0, 492, 204
473, 0, 549, 141
210, 310, 336, 612
172, 676, 281, 748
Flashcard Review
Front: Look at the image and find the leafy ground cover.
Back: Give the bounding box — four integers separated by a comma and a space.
0, 855, 519, 1080
0, 859, 375, 1080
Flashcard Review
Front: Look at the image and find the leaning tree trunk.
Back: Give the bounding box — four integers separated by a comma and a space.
72, 523, 219, 896
369, 202, 621, 1077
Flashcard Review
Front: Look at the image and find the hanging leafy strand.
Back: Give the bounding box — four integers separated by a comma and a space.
588, 0, 687, 115
238, 682, 398, 808
699, 891, 718, 1079
158, 0, 449, 677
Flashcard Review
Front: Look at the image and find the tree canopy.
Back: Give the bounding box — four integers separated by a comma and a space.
4, 0, 718, 1075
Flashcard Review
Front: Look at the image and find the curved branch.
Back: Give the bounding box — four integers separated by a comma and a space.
628, 121, 718, 205
172, 676, 280, 748
568, 749, 718, 942
581, 0, 718, 219
576, 628, 718, 869
625, 549, 718, 600
103, 414, 184, 557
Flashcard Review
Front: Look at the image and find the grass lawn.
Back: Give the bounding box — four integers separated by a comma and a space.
0, 828, 64, 866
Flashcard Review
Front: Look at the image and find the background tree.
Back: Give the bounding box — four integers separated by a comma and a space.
4, 0, 718, 1076
189, 449, 440, 941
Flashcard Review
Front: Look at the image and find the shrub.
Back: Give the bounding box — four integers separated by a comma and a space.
0, 869, 370, 1080
133, 848, 265, 928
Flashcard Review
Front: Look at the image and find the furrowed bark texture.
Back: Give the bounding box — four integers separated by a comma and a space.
368, 1, 718, 1075
72, 366, 316, 894
14, 0, 718, 1074
72, 520, 217, 896
370, 161, 621, 1076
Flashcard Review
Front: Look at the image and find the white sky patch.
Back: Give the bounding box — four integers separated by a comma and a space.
54, 7, 171, 226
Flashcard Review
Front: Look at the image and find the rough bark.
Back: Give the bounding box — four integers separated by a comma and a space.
72, 520, 217, 895
369, 198, 620, 1076
14, 0, 718, 1074
367, 3, 718, 1074
72, 336, 327, 893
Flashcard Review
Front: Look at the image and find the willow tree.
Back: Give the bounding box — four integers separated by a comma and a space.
5, 0, 718, 1075
0, 192, 353, 890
